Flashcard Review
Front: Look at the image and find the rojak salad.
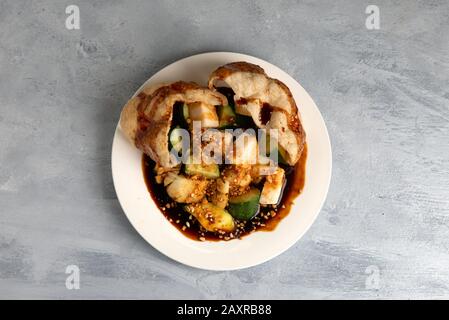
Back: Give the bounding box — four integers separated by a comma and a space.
120, 62, 307, 241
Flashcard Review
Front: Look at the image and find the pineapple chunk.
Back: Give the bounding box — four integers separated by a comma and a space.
259, 167, 285, 205
231, 132, 258, 165
187, 102, 219, 127
185, 203, 235, 232
165, 174, 209, 203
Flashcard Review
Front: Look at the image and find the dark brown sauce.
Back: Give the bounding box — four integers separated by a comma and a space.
142, 144, 307, 241
235, 97, 248, 105
260, 103, 274, 125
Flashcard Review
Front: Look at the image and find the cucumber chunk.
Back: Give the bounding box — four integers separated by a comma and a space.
183, 103, 189, 121
263, 133, 288, 165
185, 203, 235, 232
269, 144, 288, 165
277, 145, 289, 165
218, 105, 236, 128
172, 102, 189, 128
184, 160, 220, 179
228, 188, 261, 220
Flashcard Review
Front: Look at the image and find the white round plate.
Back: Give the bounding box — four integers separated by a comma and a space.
112, 52, 331, 270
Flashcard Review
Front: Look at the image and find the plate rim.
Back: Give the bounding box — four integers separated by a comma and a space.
111, 51, 332, 270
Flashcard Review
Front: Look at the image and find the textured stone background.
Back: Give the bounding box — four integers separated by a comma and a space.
0, 0, 448, 299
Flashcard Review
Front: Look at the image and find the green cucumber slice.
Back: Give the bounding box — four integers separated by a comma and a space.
183, 103, 189, 121
184, 158, 220, 179
228, 188, 261, 220
264, 133, 288, 165
218, 105, 236, 128
172, 102, 189, 128
184, 203, 235, 232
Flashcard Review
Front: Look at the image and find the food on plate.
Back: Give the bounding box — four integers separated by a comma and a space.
208, 62, 306, 165
122, 62, 307, 241
120, 81, 227, 167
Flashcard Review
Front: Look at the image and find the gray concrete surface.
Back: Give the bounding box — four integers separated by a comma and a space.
0, 0, 448, 299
